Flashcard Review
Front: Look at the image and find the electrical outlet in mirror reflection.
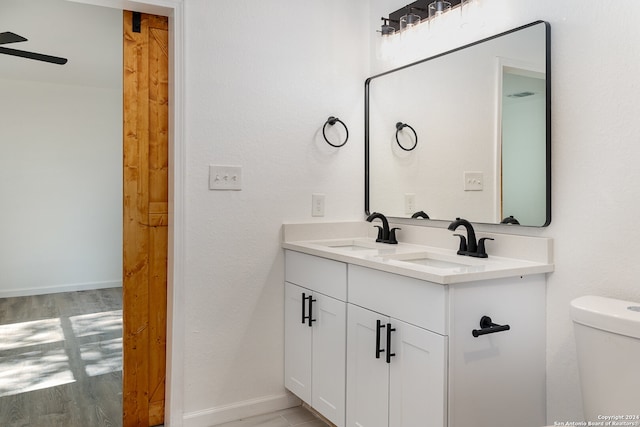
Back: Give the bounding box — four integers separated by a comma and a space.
404, 193, 416, 214
312, 193, 325, 217
464, 171, 483, 191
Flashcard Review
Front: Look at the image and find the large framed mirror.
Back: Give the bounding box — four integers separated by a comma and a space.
365, 20, 551, 227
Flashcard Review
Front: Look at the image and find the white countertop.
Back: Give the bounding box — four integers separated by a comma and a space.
282, 222, 554, 285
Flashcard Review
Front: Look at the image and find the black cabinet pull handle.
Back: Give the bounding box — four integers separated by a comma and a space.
301, 293, 307, 324
472, 315, 510, 337
386, 323, 396, 363
375, 319, 385, 359
307, 296, 316, 327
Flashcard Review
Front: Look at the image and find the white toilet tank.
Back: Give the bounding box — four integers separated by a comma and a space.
570, 295, 640, 421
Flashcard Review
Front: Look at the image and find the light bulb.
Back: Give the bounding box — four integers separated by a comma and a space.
428, 0, 452, 20
400, 10, 422, 33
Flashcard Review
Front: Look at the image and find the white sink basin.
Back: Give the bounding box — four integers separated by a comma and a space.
318, 239, 379, 251
313, 239, 398, 255
378, 252, 475, 270
402, 257, 470, 269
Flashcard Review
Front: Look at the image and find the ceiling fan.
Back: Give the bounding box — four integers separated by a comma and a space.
0, 31, 67, 65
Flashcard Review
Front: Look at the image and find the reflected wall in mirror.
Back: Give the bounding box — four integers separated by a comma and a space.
366, 21, 550, 227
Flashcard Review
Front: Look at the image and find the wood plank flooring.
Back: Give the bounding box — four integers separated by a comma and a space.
0, 288, 333, 427
0, 288, 123, 427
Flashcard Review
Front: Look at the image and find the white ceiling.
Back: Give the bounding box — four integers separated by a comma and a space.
0, 0, 122, 89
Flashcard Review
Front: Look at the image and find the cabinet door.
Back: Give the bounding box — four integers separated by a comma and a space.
284, 282, 312, 403
312, 293, 346, 427
346, 304, 389, 427
389, 319, 447, 427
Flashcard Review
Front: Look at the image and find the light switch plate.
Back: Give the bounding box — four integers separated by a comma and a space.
464, 171, 483, 191
209, 165, 242, 190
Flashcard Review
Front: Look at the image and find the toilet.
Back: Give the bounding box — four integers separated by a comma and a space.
570, 295, 640, 421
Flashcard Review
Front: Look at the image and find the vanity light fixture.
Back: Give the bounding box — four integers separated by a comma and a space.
378, 0, 462, 35
378, 17, 397, 36
428, 0, 452, 20
377, 18, 398, 61
400, 7, 422, 32
460, 0, 481, 25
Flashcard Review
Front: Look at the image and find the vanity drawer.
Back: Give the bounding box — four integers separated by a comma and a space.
285, 250, 347, 301
348, 265, 447, 335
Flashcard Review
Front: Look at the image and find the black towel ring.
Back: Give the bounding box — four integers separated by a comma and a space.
395, 122, 418, 151
322, 116, 349, 148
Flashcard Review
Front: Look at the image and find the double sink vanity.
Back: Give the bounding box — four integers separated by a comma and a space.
282, 221, 553, 427
282, 17, 553, 427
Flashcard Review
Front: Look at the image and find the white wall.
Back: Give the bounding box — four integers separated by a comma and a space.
0, 0, 122, 297
182, 0, 368, 424
502, 73, 546, 225
370, 0, 640, 423
0, 80, 123, 296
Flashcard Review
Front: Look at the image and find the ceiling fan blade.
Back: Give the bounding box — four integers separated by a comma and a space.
0, 46, 67, 65
0, 32, 28, 45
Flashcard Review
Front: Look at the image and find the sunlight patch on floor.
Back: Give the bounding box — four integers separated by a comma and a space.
0, 347, 75, 397
80, 337, 123, 376
0, 309, 123, 396
0, 317, 64, 351
70, 309, 122, 338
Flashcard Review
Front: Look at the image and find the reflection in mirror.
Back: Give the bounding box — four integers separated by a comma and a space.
366, 21, 550, 227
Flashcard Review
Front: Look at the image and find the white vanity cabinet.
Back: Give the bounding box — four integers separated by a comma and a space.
346, 265, 447, 427
284, 249, 547, 427
346, 264, 546, 427
284, 251, 347, 427
346, 304, 447, 427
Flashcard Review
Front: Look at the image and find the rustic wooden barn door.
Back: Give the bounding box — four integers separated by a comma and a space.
122, 10, 169, 427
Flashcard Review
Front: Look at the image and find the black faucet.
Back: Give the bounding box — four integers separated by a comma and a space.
411, 210, 430, 219
366, 212, 400, 244
500, 215, 520, 225
447, 217, 493, 258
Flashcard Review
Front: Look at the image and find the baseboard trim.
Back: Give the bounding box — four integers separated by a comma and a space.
0, 280, 122, 298
183, 393, 302, 427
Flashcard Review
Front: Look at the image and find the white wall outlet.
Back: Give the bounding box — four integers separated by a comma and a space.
312, 193, 325, 217
404, 193, 416, 214
209, 165, 242, 190
463, 171, 483, 191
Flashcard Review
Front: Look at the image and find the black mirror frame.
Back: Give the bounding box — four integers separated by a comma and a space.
365, 20, 551, 227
